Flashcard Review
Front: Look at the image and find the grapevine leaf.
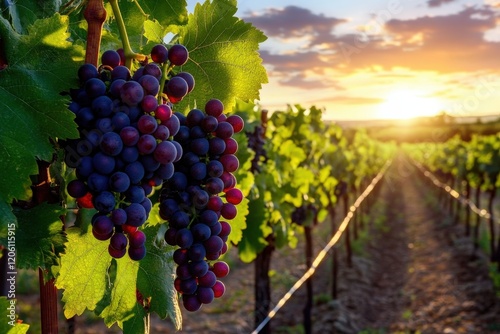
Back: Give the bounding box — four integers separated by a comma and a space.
0, 14, 83, 210
1, 0, 60, 33
13, 203, 66, 271
173, 0, 268, 112
55, 221, 112, 318
0, 297, 29, 334
122, 303, 148, 334
136, 226, 181, 330
97, 258, 139, 327
0, 202, 16, 237
238, 193, 271, 263
143, 19, 164, 44
227, 197, 248, 245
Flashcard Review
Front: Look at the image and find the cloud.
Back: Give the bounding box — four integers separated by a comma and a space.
427, 0, 458, 7
326, 96, 385, 105
243, 6, 346, 40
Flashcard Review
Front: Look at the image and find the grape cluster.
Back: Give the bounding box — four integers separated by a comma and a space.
246, 125, 267, 173
160, 99, 244, 311
65, 43, 194, 261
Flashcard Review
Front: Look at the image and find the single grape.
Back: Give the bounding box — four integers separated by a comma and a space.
151, 44, 168, 63
166, 77, 189, 99
101, 50, 121, 68
226, 115, 244, 133
168, 44, 189, 66
176, 72, 195, 92
205, 99, 224, 117
128, 244, 146, 261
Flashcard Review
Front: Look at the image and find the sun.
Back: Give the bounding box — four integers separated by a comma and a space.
377, 89, 444, 120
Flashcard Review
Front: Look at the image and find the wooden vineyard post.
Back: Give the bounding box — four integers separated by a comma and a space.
473, 180, 483, 250
343, 193, 352, 267
33, 161, 60, 334
464, 181, 471, 236
487, 188, 497, 261
328, 203, 338, 299
303, 225, 313, 334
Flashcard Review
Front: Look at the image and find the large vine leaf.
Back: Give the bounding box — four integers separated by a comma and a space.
55, 220, 112, 318
0, 14, 83, 226
0, 297, 30, 334
238, 189, 271, 263
12, 203, 66, 271
96, 257, 139, 327
227, 197, 248, 246
173, 0, 268, 113
0, 0, 61, 33
135, 226, 181, 331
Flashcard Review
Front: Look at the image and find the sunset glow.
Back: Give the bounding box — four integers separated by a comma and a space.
188, 0, 500, 121
377, 90, 445, 120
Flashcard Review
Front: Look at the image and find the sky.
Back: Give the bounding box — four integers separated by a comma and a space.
187, 0, 500, 121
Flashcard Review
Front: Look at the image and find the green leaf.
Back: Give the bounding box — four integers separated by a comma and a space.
0, 202, 16, 236
0, 14, 83, 206
12, 203, 66, 271
227, 197, 248, 245
1, 0, 60, 33
174, 0, 268, 112
55, 221, 112, 318
0, 297, 30, 333
97, 257, 139, 327
238, 194, 271, 263
136, 226, 181, 330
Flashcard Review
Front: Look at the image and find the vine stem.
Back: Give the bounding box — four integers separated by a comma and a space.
84, 0, 107, 66
108, 0, 146, 68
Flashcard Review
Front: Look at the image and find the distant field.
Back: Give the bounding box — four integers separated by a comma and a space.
337, 114, 500, 143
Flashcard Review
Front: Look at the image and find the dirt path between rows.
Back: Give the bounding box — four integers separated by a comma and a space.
311, 156, 500, 334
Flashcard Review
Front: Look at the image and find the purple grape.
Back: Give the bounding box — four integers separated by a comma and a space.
168, 44, 189, 66
120, 126, 140, 146
125, 203, 147, 227
198, 271, 217, 288
176, 72, 195, 92
67, 179, 88, 198
166, 77, 188, 99
109, 171, 131, 192
101, 50, 121, 68
110, 232, 128, 250
128, 230, 146, 248
153, 141, 177, 164
85, 78, 107, 99
93, 191, 116, 213
143, 63, 162, 80
78, 63, 99, 84
137, 134, 157, 155
128, 244, 146, 261
138, 74, 160, 95
176, 228, 194, 249
205, 99, 224, 117
120, 81, 144, 106
197, 287, 214, 304
111, 65, 131, 81
182, 294, 202, 312
179, 278, 198, 295
138, 115, 158, 134
151, 44, 168, 63
100, 132, 123, 156
111, 208, 127, 225
92, 152, 116, 175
